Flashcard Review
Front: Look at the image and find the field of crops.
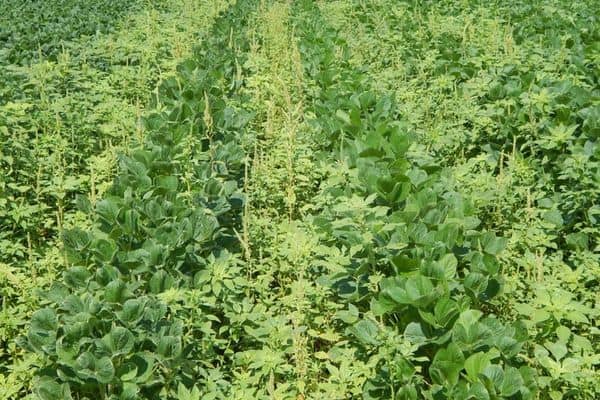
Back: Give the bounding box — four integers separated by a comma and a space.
0, 0, 598, 399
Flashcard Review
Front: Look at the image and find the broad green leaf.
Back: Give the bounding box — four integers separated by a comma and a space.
464, 273, 489, 298
335, 304, 359, 324
556, 326, 571, 344
482, 364, 504, 387
28, 308, 57, 353
118, 299, 146, 324
439, 253, 457, 280
31, 308, 57, 332
93, 238, 118, 263
453, 310, 491, 350
96, 199, 120, 224
74, 353, 114, 384
467, 382, 490, 400
543, 210, 563, 227
96, 356, 115, 384
157, 175, 178, 191
105, 280, 130, 303
120, 382, 139, 400
103, 326, 135, 356
434, 297, 459, 328
430, 343, 464, 386
500, 367, 524, 397
389, 127, 409, 156
406, 168, 428, 187
117, 362, 138, 382
348, 319, 380, 346
464, 352, 491, 382
130, 352, 155, 383
480, 233, 507, 255
63, 267, 91, 289
545, 341, 568, 361
157, 335, 182, 359
35, 377, 72, 400
404, 322, 427, 345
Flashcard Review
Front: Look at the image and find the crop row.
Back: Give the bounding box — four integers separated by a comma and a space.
23, 1, 257, 399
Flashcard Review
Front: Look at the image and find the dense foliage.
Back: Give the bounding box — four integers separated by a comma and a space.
1, 0, 598, 399
0, 0, 231, 397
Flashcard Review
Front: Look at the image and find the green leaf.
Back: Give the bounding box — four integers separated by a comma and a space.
370, 295, 397, 316
62, 229, 91, 252
430, 343, 464, 386
157, 336, 182, 359
434, 297, 459, 328
35, 377, 72, 400
31, 308, 57, 332
464, 352, 491, 382
404, 322, 427, 345
406, 168, 428, 187
118, 299, 146, 324
28, 308, 57, 353
452, 310, 491, 350
565, 232, 589, 250
103, 326, 135, 356
386, 275, 435, 308
105, 280, 130, 303
464, 273, 489, 299
157, 175, 179, 191
482, 364, 504, 387
439, 253, 457, 280
336, 109, 351, 125
480, 232, 507, 255
93, 238, 118, 263
96, 356, 115, 384
500, 367, 524, 397
75, 195, 92, 213
130, 352, 155, 383
117, 362, 138, 382
75, 353, 114, 383
56, 336, 80, 363
60, 295, 84, 314
467, 382, 490, 400
555, 325, 571, 344
63, 267, 91, 288
348, 319, 380, 346
545, 341, 568, 361
532, 309, 550, 323
389, 127, 409, 156
335, 304, 359, 324
119, 382, 139, 400
96, 199, 120, 224
457, 310, 483, 329
543, 210, 563, 227
149, 270, 175, 294
177, 383, 201, 400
